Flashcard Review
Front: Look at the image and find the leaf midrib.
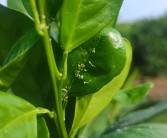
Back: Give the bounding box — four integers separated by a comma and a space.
0, 109, 38, 135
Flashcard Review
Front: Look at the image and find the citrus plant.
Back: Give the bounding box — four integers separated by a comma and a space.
0, 0, 167, 138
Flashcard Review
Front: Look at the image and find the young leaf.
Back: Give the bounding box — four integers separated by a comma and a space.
114, 82, 154, 104
7, 0, 32, 19
0, 91, 50, 138
102, 124, 167, 138
65, 28, 126, 96
0, 29, 39, 91
60, 0, 123, 51
69, 39, 132, 137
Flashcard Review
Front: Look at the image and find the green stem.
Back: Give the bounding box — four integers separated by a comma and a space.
29, 1, 68, 137
41, 14, 68, 138
29, 0, 43, 35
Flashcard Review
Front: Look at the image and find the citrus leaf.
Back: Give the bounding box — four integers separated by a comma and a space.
0, 91, 49, 138
65, 28, 126, 96
114, 82, 154, 105
69, 39, 132, 137
60, 0, 123, 51
37, 118, 50, 138
7, 0, 32, 19
102, 123, 167, 138
110, 100, 167, 130
0, 29, 39, 91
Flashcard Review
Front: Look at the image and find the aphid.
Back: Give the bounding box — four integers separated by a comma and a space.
78, 63, 85, 71
92, 48, 96, 53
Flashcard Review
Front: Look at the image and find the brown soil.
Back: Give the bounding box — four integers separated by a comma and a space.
141, 76, 167, 100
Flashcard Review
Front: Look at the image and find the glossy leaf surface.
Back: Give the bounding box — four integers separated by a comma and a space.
114, 82, 153, 104
102, 124, 167, 138
65, 28, 126, 96
0, 29, 39, 91
60, 0, 123, 51
0, 91, 49, 138
70, 39, 132, 137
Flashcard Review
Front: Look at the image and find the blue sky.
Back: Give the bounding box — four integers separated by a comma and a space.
0, 0, 167, 23
118, 0, 167, 22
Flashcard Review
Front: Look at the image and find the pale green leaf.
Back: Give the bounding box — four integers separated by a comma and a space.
70, 39, 132, 137
0, 91, 49, 138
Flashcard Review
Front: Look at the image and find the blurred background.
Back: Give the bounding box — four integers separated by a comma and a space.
0, 0, 167, 100
117, 0, 167, 100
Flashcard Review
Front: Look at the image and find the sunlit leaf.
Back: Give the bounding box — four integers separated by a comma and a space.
69, 39, 132, 137
60, 0, 123, 51
0, 91, 49, 138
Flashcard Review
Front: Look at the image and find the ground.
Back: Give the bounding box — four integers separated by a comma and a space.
142, 76, 167, 100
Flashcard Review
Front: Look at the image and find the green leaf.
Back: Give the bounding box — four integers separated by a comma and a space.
37, 117, 50, 138
0, 29, 39, 91
110, 100, 167, 130
0, 91, 49, 138
7, 0, 32, 19
114, 82, 154, 104
69, 39, 132, 137
60, 0, 123, 51
78, 105, 111, 138
46, 0, 62, 20
102, 123, 167, 138
65, 28, 126, 96
21, 0, 33, 18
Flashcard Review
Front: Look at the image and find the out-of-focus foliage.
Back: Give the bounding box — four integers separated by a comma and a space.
117, 14, 167, 76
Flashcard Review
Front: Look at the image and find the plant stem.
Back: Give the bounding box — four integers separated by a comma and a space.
29, 0, 68, 137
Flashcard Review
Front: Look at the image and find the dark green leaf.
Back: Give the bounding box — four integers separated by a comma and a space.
46, 0, 62, 20
60, 0, 123, 51
69, 39, 132, 137
0, 29, 39, 91
21, 0, 33, 18
11, 44, 52, 107
0, 91, 49, 138
7, 0, 32, 19
65, 28, 126, 96
114, 82, 154, 104
102, 124, 167, 138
